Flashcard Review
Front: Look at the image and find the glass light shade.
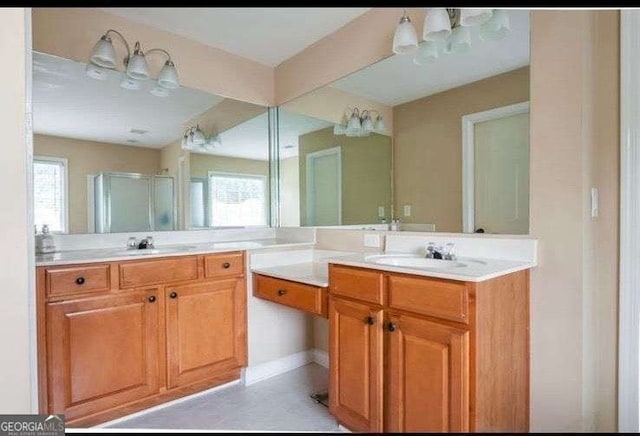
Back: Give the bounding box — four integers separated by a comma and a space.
157, 61, 179, 89
120, 75, 141, 90
459, 9, 493, 27
126, 52, 150, 80
361, 114, 374, 132
423, 8, 452, 42
374, 116, 386, 132
479, 10, 510, 41
90, 36, 117, 69
413, 41, 439, 65
346, 113, 362, 134
191, 126, 206, 145
392, 15, 418, 55
85, 63, 109, 80
150, 85, 170, 97
333, 124, 346, 135
445, 26, 472, 54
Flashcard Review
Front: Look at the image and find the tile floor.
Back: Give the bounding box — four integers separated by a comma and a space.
105, 363, 339, 432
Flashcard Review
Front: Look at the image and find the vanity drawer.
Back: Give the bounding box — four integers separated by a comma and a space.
204, 252, 244, 278
254, 274, 327, 317
329, 264, 384, 305
119, 257, 198, 288
46, 265, 111, 297
388, 275, 469, 323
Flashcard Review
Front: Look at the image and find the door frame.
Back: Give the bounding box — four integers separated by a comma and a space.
619, 10, 640, 432
461, 101, 530, 233
305, 146, 342, 226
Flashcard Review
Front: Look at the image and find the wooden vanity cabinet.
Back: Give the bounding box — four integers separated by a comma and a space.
328, 264, 529, 433
37, 252, 247, 427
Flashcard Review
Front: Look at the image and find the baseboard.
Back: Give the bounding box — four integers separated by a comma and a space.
243, 350, 314, 386
313, 349, 329, 368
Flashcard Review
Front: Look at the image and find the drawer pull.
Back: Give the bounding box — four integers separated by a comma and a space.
365, 316, 375, 325
75, 277, 85, 285
387, 322, 397, 332
277, 289, 287, 296
148, 295, 156, 303
169, 291, 178, 299
222, 262, 231, 269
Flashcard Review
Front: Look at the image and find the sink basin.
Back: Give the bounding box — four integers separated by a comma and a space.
364, 254, 466, 269
110, 245, 197, 256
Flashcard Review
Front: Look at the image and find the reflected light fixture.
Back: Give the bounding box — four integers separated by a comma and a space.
393, 9, 511, 65
334, 108, 386, 137
181, 125, 222, 152
87, 29, 180, 95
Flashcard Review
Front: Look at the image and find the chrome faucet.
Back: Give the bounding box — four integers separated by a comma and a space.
425, 242, 456, 261
127, 236, 155, 250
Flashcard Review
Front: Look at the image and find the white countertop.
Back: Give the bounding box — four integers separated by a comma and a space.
35, 239, 314, 266
252, 262, 330, 287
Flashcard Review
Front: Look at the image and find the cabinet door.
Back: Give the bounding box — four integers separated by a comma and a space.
46, 290, 160, 420
386, 313, 470, 432
329, 297, 383, 432
165, 279, 247, 388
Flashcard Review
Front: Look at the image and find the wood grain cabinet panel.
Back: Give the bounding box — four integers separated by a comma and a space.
45, 290, 160, 421
204, 252, 244, 278
46, 264, 110, 297
386, 313, 469, 432
119, 256, 198, 288
329, 264, 384, 305
329, 297, 383, 433
165, 279, 247, 389
254, 274, 327, 317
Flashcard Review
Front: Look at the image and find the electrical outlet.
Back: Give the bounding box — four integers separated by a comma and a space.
364, 233, 381, 248
378, 206, 385, 218
403, 205, 411, 217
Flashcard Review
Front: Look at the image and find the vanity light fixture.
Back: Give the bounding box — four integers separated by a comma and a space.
394, 9, 511, 64
181, 125, 222, 152
87, 29, 180, 95
334, 108, 386, 137
392, 11, 419, 55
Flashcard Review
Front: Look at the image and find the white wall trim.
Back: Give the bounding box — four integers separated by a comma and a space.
242, 350, 314, 386
306, 146, 342, 226
619, 10, 640, 433
461, 101, 530, 233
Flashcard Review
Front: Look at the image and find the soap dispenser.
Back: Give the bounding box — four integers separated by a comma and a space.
38, 224, 56, 254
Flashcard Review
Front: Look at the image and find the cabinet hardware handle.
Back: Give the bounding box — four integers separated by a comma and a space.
365, 316, 375, 325
277, 289, 287, 296
169, 291, 178, 299
75, 277, 85, 285
222, 262, 231, 269
387, 322, 397, 332
148, 295, 156, 303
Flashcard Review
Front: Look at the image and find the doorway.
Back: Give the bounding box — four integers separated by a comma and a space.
305, 147, 342, 226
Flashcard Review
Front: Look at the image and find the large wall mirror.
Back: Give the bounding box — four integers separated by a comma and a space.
278, 10, 530, 234
33, 52, 270, 234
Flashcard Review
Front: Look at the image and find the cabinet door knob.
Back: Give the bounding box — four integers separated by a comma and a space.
222, 262, 231, 269
169, 291, 178, 299
75, 277, 85, 285
148, 295, 156, 303
387, 322, 397, 332
277, 289, 287, 296
365, 316, 375, 325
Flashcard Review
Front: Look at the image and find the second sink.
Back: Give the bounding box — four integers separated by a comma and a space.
364, 254, 466, 269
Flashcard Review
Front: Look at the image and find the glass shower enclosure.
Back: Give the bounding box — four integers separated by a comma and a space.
93, 172, 176, 233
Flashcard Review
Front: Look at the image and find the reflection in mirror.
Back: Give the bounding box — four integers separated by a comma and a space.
279, 10, 530, 234
32, 52, 269, 234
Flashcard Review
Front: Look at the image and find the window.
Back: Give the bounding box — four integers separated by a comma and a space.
208, 172, 267, 227
34, 156, 68, 233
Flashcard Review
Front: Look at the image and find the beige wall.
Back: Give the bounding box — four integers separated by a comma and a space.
34, 134, 162, 234
393, 67, 530, 232
280, 156, 300, 226
188, 98, 267, 137
298, 127, 392, 225
32, 8, 274, 106
189, 154, 268, 178
282, 86, 393, 134
1, 8, 32, 413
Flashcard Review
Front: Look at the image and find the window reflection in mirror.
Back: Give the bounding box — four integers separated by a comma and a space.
277, 10, 530, 234
32, 51, 269, 234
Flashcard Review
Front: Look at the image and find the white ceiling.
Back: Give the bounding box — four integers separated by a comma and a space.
101, 8, 371, 67
33, 52, 222, 148
192, 110, 331, 161
331, 10, 530, 106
